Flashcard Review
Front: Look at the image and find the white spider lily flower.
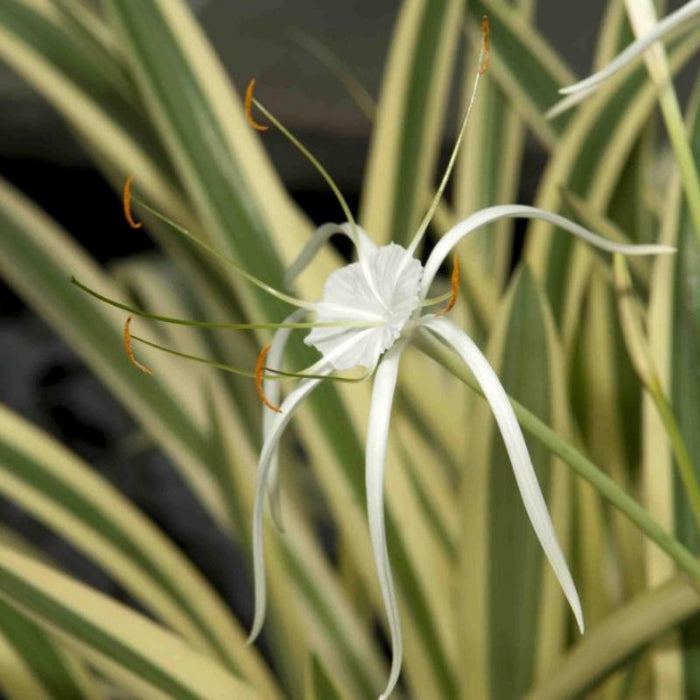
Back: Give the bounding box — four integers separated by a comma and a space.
239, 45, 674, 696
547, 0, 700, 118
97, 174, 673, 700
250, 205, 673, 699
93, 98, 672, 699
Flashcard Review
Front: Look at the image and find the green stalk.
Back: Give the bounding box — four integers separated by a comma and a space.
624, 0, 700, 247
648, 381, 700, 534
613, 256, 700, 532
656, 82, 700, 247
414, 330, 700, 583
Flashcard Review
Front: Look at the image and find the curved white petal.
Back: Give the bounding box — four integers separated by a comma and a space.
545, 88, 597, 120
248, 330, 382, 643
420, 317, 584, 633
264, 308, 309, 530
248, 374, 326, 643
365, 342, 405, 700
558, 0, 700, 98
284, 222, 377, 288
420, 204, 675, 298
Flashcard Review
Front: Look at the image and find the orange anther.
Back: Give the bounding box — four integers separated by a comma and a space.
255, 344, 282, 413
437, 255, 460, 316
245, 79, 269, 132
123, 316, 153, 375
479, 15, 490, 74
122, 176, 142, 229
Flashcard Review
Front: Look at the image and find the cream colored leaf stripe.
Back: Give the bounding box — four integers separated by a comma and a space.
0, 404, 279, 695
0, 544, 260, 699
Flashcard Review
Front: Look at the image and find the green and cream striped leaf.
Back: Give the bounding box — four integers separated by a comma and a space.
360, 0, 464, 246
457, 266, 573, 698
574, 270, 646, 622
526, 577, 700, 700
102, 0, 326, 278
395, 413, 459, 557
0, 544, 261, 700
0, 402, 282, 697
0, 178, 232, 525
102, 0, 319, 318
0, 527, 103, 700
644, 75, 700, 698
0, 0, 267, 332
0, 593, 99, 700
525, 30, 700, 323
306, 654, 346, 700
0, 0, 188, 222
298, 376, 459, 698
470, 0, 575, 149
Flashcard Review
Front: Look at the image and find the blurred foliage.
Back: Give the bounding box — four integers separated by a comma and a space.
0, 0, 699, 698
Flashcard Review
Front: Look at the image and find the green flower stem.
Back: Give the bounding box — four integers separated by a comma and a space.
648, 379, 700, 534
656, 86, 700, 248
414, 329, 700, 583
624, 0, 700, 247
613, 255, 700, 532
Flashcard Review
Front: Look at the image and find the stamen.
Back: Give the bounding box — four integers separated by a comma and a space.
122, 176, 142, 229
479, 16, 490, 74
436, 255, 460, 316
128, 195, 318, 311
250, 96, 361, 249
73, 276, 372, 331
123, 316, 153, 375
129, 331, 370, 383
405, 15, 490, 258
256, 345, 282, 413
245, 79, 269, 132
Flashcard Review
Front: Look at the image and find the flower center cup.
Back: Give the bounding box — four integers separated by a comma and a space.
305, 243, 423, 370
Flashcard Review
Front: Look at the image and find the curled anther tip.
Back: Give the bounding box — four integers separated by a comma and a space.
123, 316, 154, 375
437, 255, 460, 316
479, 14, 490, 74
255, 345, 282, 413
245, 79, 269, 132
122, 176, 142, 229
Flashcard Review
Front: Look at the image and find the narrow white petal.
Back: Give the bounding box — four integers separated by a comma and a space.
558, 0, 700, 98
421, 204, 674, 298
545, 88, 596, 119
285, 222, 377, 287
365, 342, 405, 699
421, 317, 584, 633
248, 374, 326, 643
249, 331, 383, 643
339, 222, 379, 260
264, 309, 308, 530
